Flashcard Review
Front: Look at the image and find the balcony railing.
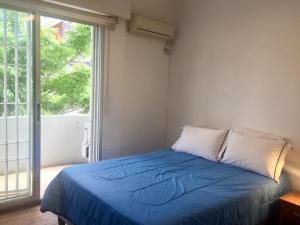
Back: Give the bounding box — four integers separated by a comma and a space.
0, 114, 89, 200
0, 114, 89, 171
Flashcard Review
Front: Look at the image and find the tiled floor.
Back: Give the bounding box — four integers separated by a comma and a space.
0, 164, 72, 201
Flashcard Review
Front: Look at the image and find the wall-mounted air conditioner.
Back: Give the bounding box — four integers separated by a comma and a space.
128, 14, 175, 42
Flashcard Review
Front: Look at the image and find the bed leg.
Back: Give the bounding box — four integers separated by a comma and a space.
58, 216, 66, 225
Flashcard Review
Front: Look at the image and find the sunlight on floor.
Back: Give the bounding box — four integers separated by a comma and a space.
41, 164, 73, 198
0, 164, 73, 201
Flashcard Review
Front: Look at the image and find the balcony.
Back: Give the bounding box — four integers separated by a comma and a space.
40, 114, 89, 167
0, 114, 89, 199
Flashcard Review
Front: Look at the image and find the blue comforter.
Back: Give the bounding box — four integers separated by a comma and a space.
41, 149, 290, 225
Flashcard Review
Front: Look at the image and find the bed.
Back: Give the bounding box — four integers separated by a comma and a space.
40, 149, 291, 225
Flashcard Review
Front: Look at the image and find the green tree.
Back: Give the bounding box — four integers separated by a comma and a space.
41, 22, 92, 114
0, 9, 92, 116
0, 10, 29, 116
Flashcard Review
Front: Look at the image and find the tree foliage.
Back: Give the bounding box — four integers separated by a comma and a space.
0, 11, 28, 116
41, 22, 92, 114
0, 9, 92, 116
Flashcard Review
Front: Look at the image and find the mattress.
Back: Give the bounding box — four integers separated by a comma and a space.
41, 149, 291, 225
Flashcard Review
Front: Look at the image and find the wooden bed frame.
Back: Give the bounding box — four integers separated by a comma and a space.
57, 215, 266, 225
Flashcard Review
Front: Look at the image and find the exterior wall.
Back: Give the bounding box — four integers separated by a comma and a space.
41, 115, 89, 167
0, 115, 89, 169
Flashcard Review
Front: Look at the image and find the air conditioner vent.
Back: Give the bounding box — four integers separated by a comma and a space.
128, 14, 175, 42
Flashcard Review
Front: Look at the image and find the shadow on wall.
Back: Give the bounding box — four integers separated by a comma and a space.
285, 150, 300, 190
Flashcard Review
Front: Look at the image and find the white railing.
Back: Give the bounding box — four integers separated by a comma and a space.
0, 114, 89, 170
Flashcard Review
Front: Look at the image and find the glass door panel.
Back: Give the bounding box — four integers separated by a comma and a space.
0, 8, 34, 203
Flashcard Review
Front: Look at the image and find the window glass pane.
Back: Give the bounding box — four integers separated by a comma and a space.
19, 105, 27, 117
7, 103, 15, 116
8, 143, 16, 160
18, 67, 28, 104
0, 144, 4, 161
19, 159, 29, 192
0, 66, 3, 103
0, 105, 4, 141
7, 106, 16, 140
8, 160, 16, 191
19, 142, 29, 158
18, 116, 29, 140
0, 8, 33, 203
0, 13, 3, 45
4, 66, 15, 103
2, 47, 27, 66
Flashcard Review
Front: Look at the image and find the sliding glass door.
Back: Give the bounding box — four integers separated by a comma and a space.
0, 7, 39, 205
0, 4, 103, 208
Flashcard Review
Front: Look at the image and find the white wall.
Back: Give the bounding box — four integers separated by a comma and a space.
0, 115, 88, 170
0, 117, 31, 170
131, 0, 174, 23
41, 115, 89, 167
101, 0, 173, 159
167, 0, 300, 190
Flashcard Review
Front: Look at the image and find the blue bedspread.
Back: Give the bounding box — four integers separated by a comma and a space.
41, 149, 290, 225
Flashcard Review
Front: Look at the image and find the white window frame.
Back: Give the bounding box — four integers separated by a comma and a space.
0, 2, 105, 210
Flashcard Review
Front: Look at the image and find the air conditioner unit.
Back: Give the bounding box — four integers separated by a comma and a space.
128, 14, 175, 42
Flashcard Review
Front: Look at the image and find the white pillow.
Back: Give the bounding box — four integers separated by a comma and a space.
221, 131, 290, 182
219, 127, 290, 156
218, 127, 291, 178
172, 126, 228, 161
231, 126, 290, 142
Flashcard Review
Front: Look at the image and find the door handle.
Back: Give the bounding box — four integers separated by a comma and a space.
37, 103, 40, 122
